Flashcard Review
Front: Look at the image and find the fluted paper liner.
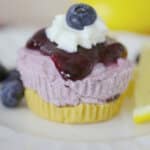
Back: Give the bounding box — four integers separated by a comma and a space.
25, 89, 125, 124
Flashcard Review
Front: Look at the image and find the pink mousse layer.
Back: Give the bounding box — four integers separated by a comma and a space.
18, 48, 134, 106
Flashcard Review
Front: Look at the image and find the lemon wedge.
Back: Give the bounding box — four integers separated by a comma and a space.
133, 47, 150, 124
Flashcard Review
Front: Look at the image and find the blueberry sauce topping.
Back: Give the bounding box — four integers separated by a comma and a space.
66, 4, 97, 30
26, 29, 127, 81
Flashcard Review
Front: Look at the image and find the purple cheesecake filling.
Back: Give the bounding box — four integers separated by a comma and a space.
18, 49, 133, 106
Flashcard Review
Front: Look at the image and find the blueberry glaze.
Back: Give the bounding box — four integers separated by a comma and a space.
26, 29, 127, 81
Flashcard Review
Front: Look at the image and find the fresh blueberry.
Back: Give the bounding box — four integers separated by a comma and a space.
3, 69, 21, 83
66, 4, 97, 30
0, 64, 8, 82
0, 79, 24, 108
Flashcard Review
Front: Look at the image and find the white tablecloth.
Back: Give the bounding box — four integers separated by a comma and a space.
0, 27, 150, 150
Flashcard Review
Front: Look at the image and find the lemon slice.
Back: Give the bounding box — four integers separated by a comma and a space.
133, 46, 150, 124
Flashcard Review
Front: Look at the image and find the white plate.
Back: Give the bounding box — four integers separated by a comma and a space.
0, 28, 150, 150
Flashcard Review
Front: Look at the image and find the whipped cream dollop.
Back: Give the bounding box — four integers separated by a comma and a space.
46, 15, 108, 53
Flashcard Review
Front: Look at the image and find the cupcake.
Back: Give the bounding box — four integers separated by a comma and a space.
17, 4, 134, 124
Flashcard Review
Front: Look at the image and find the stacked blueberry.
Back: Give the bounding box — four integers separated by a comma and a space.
0, 64, 24, 108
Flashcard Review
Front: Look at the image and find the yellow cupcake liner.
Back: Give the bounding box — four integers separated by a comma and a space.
25, 89, 125, 124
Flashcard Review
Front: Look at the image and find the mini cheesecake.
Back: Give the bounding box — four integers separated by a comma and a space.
17, 4, 134, 123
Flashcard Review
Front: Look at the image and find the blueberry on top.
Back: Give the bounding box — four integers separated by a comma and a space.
66, 4, 97, 30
